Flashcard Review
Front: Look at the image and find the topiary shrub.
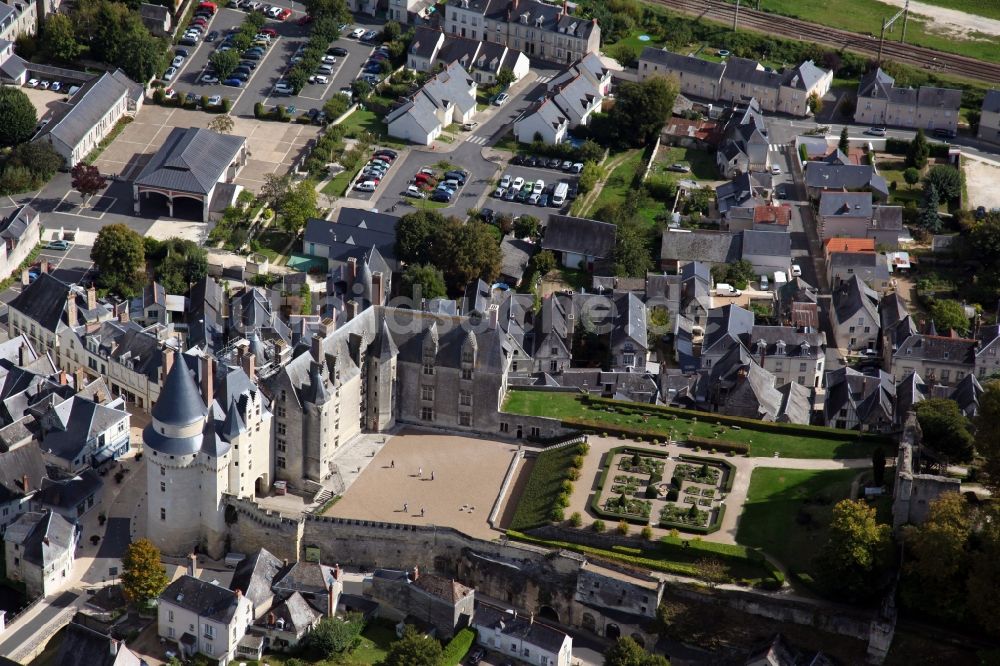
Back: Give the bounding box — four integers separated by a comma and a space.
593, 520, 606, 533
571, 455, 584, 469
641, 526, 654, 540
570, 512, 583, 527
561, 479, 574, 493
555, 492, 570, 508
549, 506, 565, 522
566, 467, 581, 481
616, 520, 629, 536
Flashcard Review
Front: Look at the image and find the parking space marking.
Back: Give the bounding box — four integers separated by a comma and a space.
172, 10, 226, 82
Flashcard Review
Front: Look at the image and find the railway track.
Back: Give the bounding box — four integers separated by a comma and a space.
649, 0, 1000, 84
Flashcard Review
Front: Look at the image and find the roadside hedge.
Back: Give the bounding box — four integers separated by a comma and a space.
441, 628, 477, 666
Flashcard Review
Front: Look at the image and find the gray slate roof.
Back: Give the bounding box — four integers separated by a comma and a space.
134, 127, 245, 194
230, 547, 283, 611
55, 622, 143, 666
805, 163, 888, 198
0, 444, 46, 504
832, 275, 878, 325
984, 90, 1000, 114
473, 603, 568, 652
34, 469, 103, 511
819, 191, 873, 218
304, 209, 399, 268
639, 48, 725, 79
742, 229, 790, 258
34, 70, 137, 150
541, 215, 616, 259
161, 575, 243, 624
661, 229, 741, 265
3, 510, 75, 568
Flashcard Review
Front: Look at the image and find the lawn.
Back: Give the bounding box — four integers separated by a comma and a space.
654, 146, 719, 181
502, 391, 889, 459
244, 620, 398, 666
410, 198, 450, 210
878, 161, 923, 206
736, 467, 863, 580
254, 228, 297, 263
338, 108, 409, 149
323, 169, 355, 198
584, 149, 670, 227
509, 442, 583, 530
725, 0, 1000, 64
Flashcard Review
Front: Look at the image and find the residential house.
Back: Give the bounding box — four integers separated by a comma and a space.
0, 0, 37, 43
139, 2, 171, 36
388, 0, 436, 23
823, 367, 894, 432
158, 575, 255, 665
406, 27, 530, 85
229, 547, 284, 620
31, 469, 103, 522
4, 509, 76, 597
776, 277, 819, 328
500, 235, 534, 287
34, 392, 131, 473
716, 98, 770, 177
540, 215, 616, 272
877, 291, 917, 370
443, 0, 601, 65
514, 97, 569, 144
638, 48, 724, 100
975, 324, 1000, 380
366, 567, 475, 639
132, 127, 248, 222
829, 275, 879, 352
659, 229, 742, 271
826, 250, 891, 292
130, 282, 186, 326
387, 62, 477, 145
978, 90, 1000, 145
750, 204, 791, 233
748, 325, 826, 389
515, 53, 608, 144
741, 229, 791, 275
609, 292, 648, 371
0, 442, 47, 534
716, 172, 770, 229
892, 333, 977, 387
271, 560, 343, 618
645, 261, 712, 329
804, 163, 889, 202
34, 70, 143, 168
0, 205, 40, 283
896, 370, 983, 422
302, 209, 399, 273
472, 604, 573, 666
254, 591, 322, 651
854, 68, 961, 134
817, 191, 902, 247
0, 37, 28, 85
702, 345, 812, 423
54, 620, 144, 666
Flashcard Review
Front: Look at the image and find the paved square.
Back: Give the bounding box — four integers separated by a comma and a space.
324, 428, 520, 539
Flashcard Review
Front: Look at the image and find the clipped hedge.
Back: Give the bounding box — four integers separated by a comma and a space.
686, 435, 749, 455
676, 455, 737, 492
659, 502, 725, 535
590, 446, 667, 524
441, 628, 477, 666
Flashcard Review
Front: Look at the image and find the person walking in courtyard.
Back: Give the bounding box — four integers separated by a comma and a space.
430, 471, 435, 481
403, 502, 408, 513
418, 467, 423, 477
391, 460, 394, 468
420, 507, 425, 517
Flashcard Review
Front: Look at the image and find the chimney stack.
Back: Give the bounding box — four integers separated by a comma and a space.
59, 370, 67, 386
335, 563, 342, 580
327, 583, 336, 617
346, 256, 358, 285
20, 269, 28, 286
372, 272, 384, 305
87, 285, 96, 310
21, 475, 29, 493
74, 367, 86, 390
235, 588, 243, 598
411, 565, 419, 581
201, 355, 214, 407
488, 304, 499, 329
321, 317, 336, 337
18, 342, 28, 367
241, 351, 256, 383
66, 290, 77, 327
119, 309, 130, 324
311, 333, 323, 363
188, 553, 198, 578
347, 300, 359, 321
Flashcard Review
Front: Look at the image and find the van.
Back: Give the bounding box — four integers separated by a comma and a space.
552, 182, 568, 206
715, 283, 741, 297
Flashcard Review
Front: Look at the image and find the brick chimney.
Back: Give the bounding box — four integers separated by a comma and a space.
87, 285, 96, 310
59, 370, 67, 386
347, 300, 359, 321
372, 272, 384, 305
201, 355, 214, 407
346, 256, 357, 285
188, 552, 198, 578
411, 565, 419, 581
109, 639, 119, 656
162, 347, 175, 383
18, 342, 28, 367
66, 290, 77, 327
21, 475, 29, 493
118, 310, 130, 324
241, 352, 256, 382
321, 317, 336, 337
74, 367, 86, 390
311, 333, 323, 363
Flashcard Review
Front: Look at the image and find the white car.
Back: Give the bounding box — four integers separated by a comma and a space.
405, 185, 425, 198
770, 165, 782, 175
162, 67, 177, 81
532, 179, 544, 195
512, 176, 524, 190
322, 55, 337, 64
317, 64, 334, 74
493, 187, 506, 198
201, 74, 220, 84
26, 78, 38, 87
51, 82, 61, 92
172, 55, 185, 68
38, 80, 50, 89
267, 6, 282, 17
350, 27, 365, 38
207, 95, 222, 106
493, 92, 509, 105
309, 74, 329, 84
355, 180, 377, 192
791, 264, 802, 277
274, 81, 293, 94
500, 174, 511, 188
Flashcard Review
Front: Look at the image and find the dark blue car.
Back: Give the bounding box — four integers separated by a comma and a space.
223, 78, 243, 87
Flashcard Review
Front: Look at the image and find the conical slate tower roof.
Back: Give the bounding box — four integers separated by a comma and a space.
152, 360, 206, 426
219, 400, 246, 442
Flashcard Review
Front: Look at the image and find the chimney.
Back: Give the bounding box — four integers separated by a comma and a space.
268, 611, 276, 628
372, 272, 384, 305
311, 333, 323, 363
241, 351, 256, 382
18, 343, 28, 367
411, 565, 419, 581
109, 639, 119, 656
74, 367, 86, 390
530, 612, 534, 625
188, 553, 198, 578
59, 370, 67, 386
335, 563, 342, 580
118, 310, 130, 324
201, 355, 214, 407
20, 269, 28, 286
42, 536, 49, 546
87, 285, 96, 310
321, 318, 336, 337
488, 304, 499, 329
346, 256, 358, 285
561, 0, 567, 15
327, 583, 336, 617
66, 290, 77, 327
21, 475, 29, 493
347, 300, 359, 321
235, 588, 243, 599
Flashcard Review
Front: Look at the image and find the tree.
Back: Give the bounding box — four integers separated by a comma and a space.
155, 239, 208, 294
0, 86, 37, 147
302, 614, 364, 659
396, 210, 443, 263
278, 180, 319, 232
816, 500, 891, 602
7, 141, 64, 179
604, 637, 647, 666
303, 0, 350, 22
578, 161, 604, 193
381, 19, 401, 42
969, 211, 1000, 271
915, 397, 974, 462
838, 126, 849, 154
903, 167, 921, 188
259, 173, 292, 210
209, 48, 240, 80
807, 91, 822, 115
917, 182, 942, 233
907, 128, 929, 169
400, 264, 446, 300
41, 12, 82, 61
923, 164, 962, 203
929, 298, 970, 336
496, 67, 516, 89
902, 493, 971, 619
448, 220, 502, 288
323, 93, 350, 120
967, 506, 1000, 637
607, 75, 679, 147
514, 214, 540, 240
71, 163, 108, 200
120, 538, 169, 606
975, 381, 1000, 492
872, 447, 886, 486
208, 114, 235, 134
383, 625, 443, 666
608, 42, 640, 67
531, 250, 556, 277
614, 222, 652, 278
91, 223, 146, 297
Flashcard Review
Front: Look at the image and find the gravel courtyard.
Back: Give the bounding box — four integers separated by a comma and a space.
964, 155, 1000, 211
324, 428, 522, 539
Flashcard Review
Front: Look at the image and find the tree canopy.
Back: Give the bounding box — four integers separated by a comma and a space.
614, 221, 653, 278
77, 0, 167, 82
400, 264, 446, 300
901, 493, 971, 620
604, 637, 670, 666
121, 539, 169, 606
91, 224, 146, 297
302, 614, 364, 659
383, 626, 443, 666
815, 499, 891, 602
975, 380, 1000, 492
928, 298, 970, 336
917, 182, 942, 233
0, 86, 37, 147
838, 126, 849, 154
967, 506, 1000, 637
71, 163, 107, 199
605, 75, 679, 147
915, 398, 974, 463
395, 211, 501, 294
41, 12, 83, 62
150, 238, 208, 294
907, 128, 929, 169
302, 0, 350, 22
209, 49, 240, 80
923, 165, 961, 203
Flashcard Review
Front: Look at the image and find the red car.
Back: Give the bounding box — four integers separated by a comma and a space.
260, 27, 277, 37
297, 14, 313, 25
191, 17, 208, 26
278, 8, 292, 20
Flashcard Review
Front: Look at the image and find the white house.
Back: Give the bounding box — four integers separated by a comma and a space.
472, 605, 573, 666
34, 70, 143, 167
514, 98, 568, 144
0, 204, 40, 283
158, 575, 255, 665
386, 62, 477, 145
515, 53, 609, 144
4, 510, 77, 598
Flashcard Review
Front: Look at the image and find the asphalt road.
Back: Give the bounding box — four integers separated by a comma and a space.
0, 591, 78, 656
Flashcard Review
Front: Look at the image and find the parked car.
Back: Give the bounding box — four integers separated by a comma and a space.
532, 180, 544, 195
502, 188, 517, 201
278, 8, 292, 20
444, 170, 467, 185
864, 127, 887, 137
528, 193, 540, 205
260, 28, 277, 37
546, 157, 561, 169
499, 174, 512, 188
430, 191, 451, 203
322, 55, 337, 64
328, 46, 348, 56
667, 163, 690, 172
239, 59, 258, 70
511, 154, 526, 165
318, 64, 335, 74
361, 30, 378, 41
45, 240, 70, 251
223, 78, 243, 87
378, 149, 399, 159
570, 162, 583, 173
50, 82, 61, 92
405, 185, 425, 198
512, 176, 524, 190
207, 95, 222, 106
560, 160, 574, 171
162, 67, 177, 81
309, 74, 329, 84
274, 81, 293, 94
356, 181, 378, 192
350, 27, 365, 38
493, 92, 509, 105
539, 193, 549, 207
171, 55, 185, 67
180, 36, 198, 46
206, 30, 219, 41
791, 264, 802, 277
770, 164, 782, 175
492, 186, 506, 198
933, 128, 956, 139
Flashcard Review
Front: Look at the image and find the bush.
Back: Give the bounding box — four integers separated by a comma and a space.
441, 628, 476, 666
570, 511, 583, 527
566, 467, 581, 481
641, 526, 654, 540
561, 479, 574, 494
549, 506, 565, 522
593, 520, 606, 533
571, 455, 585, 469
617, 519, 630, 535
554, 492, 570, 508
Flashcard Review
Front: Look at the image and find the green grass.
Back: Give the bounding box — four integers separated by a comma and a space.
584, 149, 670, 226
726, 0, 1000, 64
502, 391, 888, 459
339, 108, 409, 148
254, 228, 296, 263
509, 443, 582, 530
654, 146, 719, 181
249, 620, 397, 665
736, 467, 861, 579
323, 169, 355, 198
411, 198, 450, 210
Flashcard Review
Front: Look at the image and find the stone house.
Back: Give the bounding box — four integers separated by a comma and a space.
367, 567, 475, 639
829, 275, 879, 352
0, 205, 39, 284
978, 90, 1000, 145
854, 68, 961, 134
638, 48, 724, 100
472, 604, 573, 666
822, 367, 894, 432
387, 62, 477, 145
540, 215, 616, 272
4, 509, 76, 598
817, 191, 902, 248
891, 333, 977, 387
158, 575, 255, 665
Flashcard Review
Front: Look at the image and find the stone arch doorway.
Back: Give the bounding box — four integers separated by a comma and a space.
630, 634, 645, 648
537, 605, 559, 623
606, 624, 621, 640
254, 475, 268, 497
581, 613, 596, 633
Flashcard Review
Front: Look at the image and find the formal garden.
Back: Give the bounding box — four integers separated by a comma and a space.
591, 447, 733, 533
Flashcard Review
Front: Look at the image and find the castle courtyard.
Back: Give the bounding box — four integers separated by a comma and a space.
323, 428, 524, 540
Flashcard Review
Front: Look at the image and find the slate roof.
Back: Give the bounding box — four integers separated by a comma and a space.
805, 164, 888, 198
34, 71, 137, 150
161, 575, 244, 624
541, 215, 616, 259
874, 205, 903, 231
134, 127, 245, 194
819, 191, 873, 218
273, 561, 337, 597
742, 229, 791, 259
410, 26, 443, 59
9, 273, 74, 332
749, 325, 824, 358
661, 229, 741, 265
917, 86, 962, 111
611, 292, 648, 352
303, 209, 399, 268
0, 444, 46, 504
783, 60, 827, 91
456, 0, 597, 39
716, 173, 761, 215
472, 604, 569, 653
34, 468, 102, 511
54, 622, 143, 666
824, 367, 894, 426
151, 361, 205, 428
828, 251, 890, 279
722, 57, 783, 89
3, 510, 75, 568
639, 48, 725, 79
38, 396, 128, 464
230, 548, 283, 611
984, 90, 1000, 115
832, 275, 878, 325
704, 304, 755, 352
266, 591, 321, 632
412, 573, 474, 603
500, 235, 534, 283
0, 204, 37, 244
894, 334, 977, 364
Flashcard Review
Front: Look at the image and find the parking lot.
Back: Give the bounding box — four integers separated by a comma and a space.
166, 2, 384, 118
0, 240, 94, 308
484, 160, 578, 219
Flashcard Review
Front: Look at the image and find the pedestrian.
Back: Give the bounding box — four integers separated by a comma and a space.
403, 502, 408, 512
430, 471, 435, 481
420, 507, 425, 517
391, 460, 395, 468
418, 466, 423, 477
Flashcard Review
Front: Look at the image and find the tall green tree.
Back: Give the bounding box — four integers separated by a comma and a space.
614, 221, 652, 278
514, 214, 540, 240
155, 239, 208, 294
928, 298, 970, 336
0, 86, 37, 147
967, 505, 1000, 636
302, 0, 350, 22
396, 210, 443, 262
604, 636, 670, 666
400, 264, 446, 300
815, 499, 891, 602
209, 49, 240, 80
975, 381, 1000, 492
383, 626, 443, 666
120, 538, 169, 606
302, 614, 364, 659
7, 142, 64, 179
607, 75, 679, 147
902, 493, 971, 620
496, 67, 516, 89
396, 212, 500, 293
923, 164, 962, 203
917, 182, 942, 233
915, 397, 974, 463
41, 12, 83, 62
91, 223, 146, 297
903, 167, 921, 188
907, 128, 930, 169
279, 180, 319, 232
838, 126, 849, 154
